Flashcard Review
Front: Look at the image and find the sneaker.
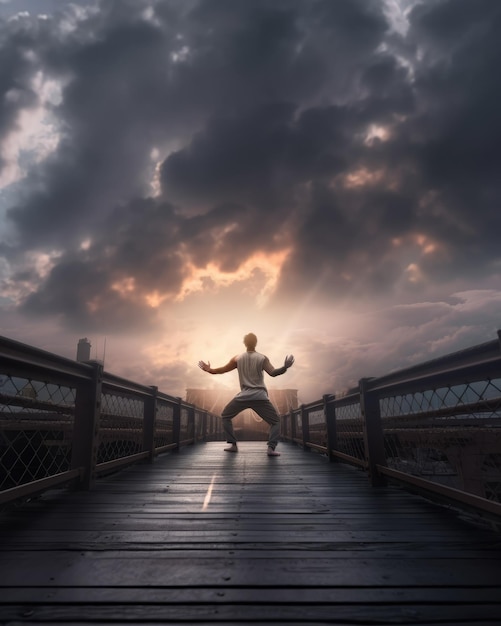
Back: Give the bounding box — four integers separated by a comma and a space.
224, 444, 238, 453
267, 447, 280, 456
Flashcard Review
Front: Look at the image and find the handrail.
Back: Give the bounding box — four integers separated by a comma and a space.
0, 469, 84, 506
368, 336, 501, 391
0, 335, 94, 382
0, 335, 223, 506
280, 330, 501, 520
377, 465, 501, 519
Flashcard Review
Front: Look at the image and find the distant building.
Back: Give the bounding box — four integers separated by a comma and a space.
19, 382, 37, 399
76, 338, 91, 362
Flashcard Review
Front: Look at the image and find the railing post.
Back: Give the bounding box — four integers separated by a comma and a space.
188, 405, 195, 444
202, 410, 208, 441
143, 386, 157, 463
173, 397, 181, 451
71, 361, 103, 490
301, 404, 310, 451
281, 412, 288, 441
290, 410, 296, 441
207, 413, 213, 439
359, 378, 386, 486
323, 394, 337, 462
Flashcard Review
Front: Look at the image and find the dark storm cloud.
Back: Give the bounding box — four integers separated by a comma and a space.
0, 16, 40, 172
277, 0, 501, 300
19, 198, 187, 331
6, 8, 178, 246
2, 0, 501, 330
402, 0, 501, 273
160, 101, 357, 214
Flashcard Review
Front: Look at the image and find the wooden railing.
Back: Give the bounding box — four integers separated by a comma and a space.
281, 331, 501, 520
0, 336, 223, 506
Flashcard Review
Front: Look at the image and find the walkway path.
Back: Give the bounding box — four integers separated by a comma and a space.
1, 441, 501, 623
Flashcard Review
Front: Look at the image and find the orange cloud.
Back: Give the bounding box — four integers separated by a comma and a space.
176, 248, 292, 307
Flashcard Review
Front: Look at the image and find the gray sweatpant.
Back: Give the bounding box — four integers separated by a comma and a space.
220, 397, 281, 450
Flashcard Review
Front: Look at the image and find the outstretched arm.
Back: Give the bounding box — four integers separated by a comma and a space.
198, 356, 237, 375
264, 354, 295, 377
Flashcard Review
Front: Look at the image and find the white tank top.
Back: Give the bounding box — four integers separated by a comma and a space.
234, 351, 270, 400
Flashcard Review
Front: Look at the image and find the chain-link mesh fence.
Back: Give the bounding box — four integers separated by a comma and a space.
281, 412, 290, 440
306, 407, 327, 448
0, 374, 75, 491
195, 409, 210, 441
379, 378, 501, 501
205, 413, 224, 440
154, 399, 174, 450
179, 407, 192, 443
98, 390, 144, 464
293, 410, 302, 440
334, 399, 365, 463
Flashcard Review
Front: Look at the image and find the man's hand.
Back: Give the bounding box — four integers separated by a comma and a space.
198, 360, 211, 373
284, 354, 295, 369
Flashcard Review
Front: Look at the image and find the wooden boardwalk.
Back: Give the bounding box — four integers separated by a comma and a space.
1, 441, 501, 624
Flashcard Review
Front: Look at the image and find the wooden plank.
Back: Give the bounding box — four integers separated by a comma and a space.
1, 603, 501, 624
2, 530, 500, 550
0, 440, 500, 624
4, 586, 501, 604
2, 553, 501, 586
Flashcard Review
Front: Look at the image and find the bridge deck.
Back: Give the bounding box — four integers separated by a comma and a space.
1, 441, 501, 624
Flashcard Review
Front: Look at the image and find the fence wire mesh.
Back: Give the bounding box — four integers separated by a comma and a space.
379, 378, 501, 502
0, 374, 75, 491
206, 414, 224, 440
194, 409, 204, 441
194, 409, 220, 441
281, 413, 290, 440
334, 401, 365, 462
307, 408, 327, 448
180, 407, 193, 442
154, 400, 174, 449
98, 391, 144, 464
294, 411, 302, 439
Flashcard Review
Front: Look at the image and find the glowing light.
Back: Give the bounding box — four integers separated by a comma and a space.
148, 142, 184, 197
382, 0, 412, 36
0, 72, 62, 189
149, 160, 163, 197
0, 249, 61, 306
171, 45, 190, 63
202, 473, 218, 511
177, 248, 291, 307
364, 124, 391, 145
405, 263, 423, 283
142, 6, 158, 24
144, 290, 166, 308
415, 234, 438, 255
393, 233, 440, 255
342, 168, 386, 188
32, 250, 61, 280
111, 277, 136, 295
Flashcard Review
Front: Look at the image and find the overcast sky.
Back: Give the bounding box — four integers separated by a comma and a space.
1, 0, 501, 403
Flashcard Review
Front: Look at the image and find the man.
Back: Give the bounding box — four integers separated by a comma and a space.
198, 333, 294, 456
